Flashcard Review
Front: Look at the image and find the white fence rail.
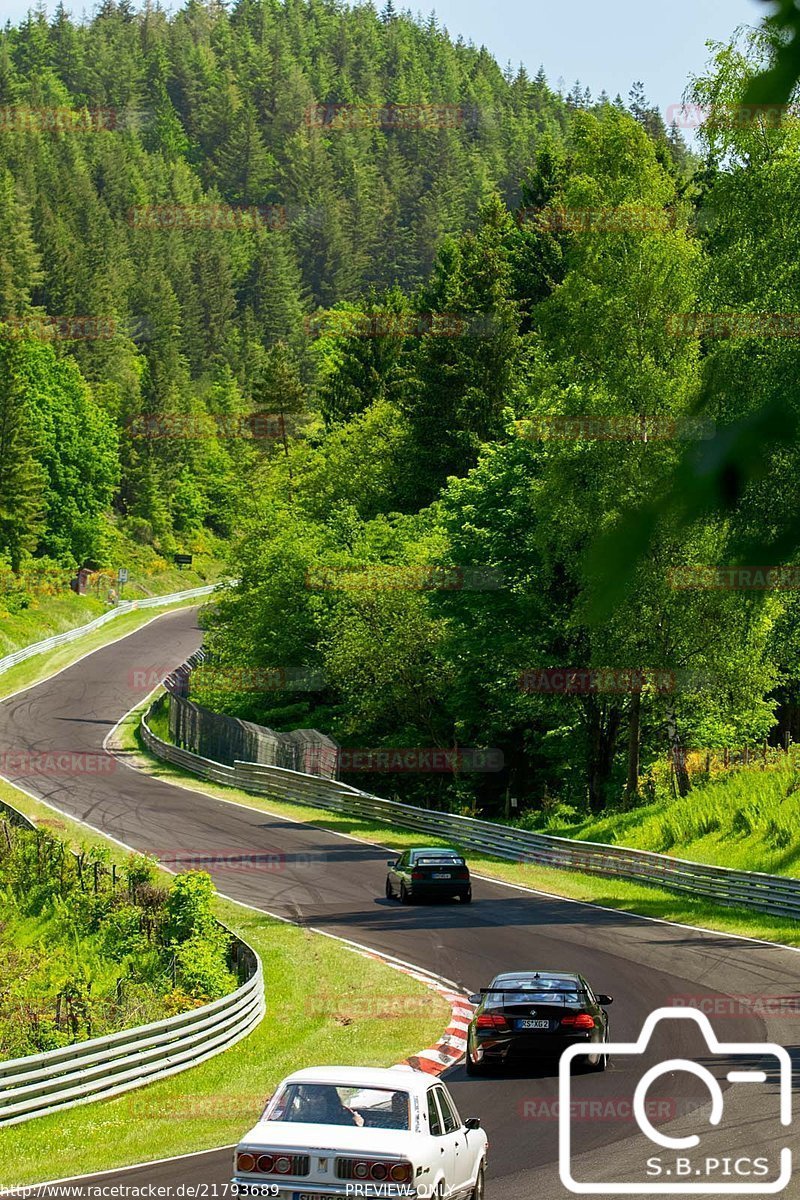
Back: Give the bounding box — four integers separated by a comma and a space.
0, 586, 217, 678
0, 796, 264, 1127
142, 699, 800, 922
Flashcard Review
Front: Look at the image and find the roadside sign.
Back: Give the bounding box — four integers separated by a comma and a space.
118, 568, 129, 584
175, 553, 193, 569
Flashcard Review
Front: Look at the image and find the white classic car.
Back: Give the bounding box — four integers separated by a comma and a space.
232, 1065, 487, 1200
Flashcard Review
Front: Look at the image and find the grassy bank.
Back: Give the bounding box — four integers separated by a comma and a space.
513, 758, 800, 879
0, 595, 213, 704
116, 701, 800, 950
0, 550, 222, 663
0, 779, 450, 1186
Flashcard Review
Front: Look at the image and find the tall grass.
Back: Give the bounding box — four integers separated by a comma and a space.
523, 760, 800, 876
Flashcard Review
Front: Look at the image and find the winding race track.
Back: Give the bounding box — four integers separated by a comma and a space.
1, 608, 798, 1199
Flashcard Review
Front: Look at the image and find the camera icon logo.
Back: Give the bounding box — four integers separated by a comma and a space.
559, 1007, 792, 1194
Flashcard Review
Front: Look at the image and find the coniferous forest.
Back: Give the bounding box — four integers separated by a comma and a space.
3, 1, 800, 817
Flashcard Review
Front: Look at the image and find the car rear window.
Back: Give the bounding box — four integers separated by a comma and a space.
486, 978, 584, 1005
265, 1084, 411, 1130
415, 855, 465, 866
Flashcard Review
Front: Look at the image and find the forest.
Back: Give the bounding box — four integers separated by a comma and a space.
2, 0, 800, 816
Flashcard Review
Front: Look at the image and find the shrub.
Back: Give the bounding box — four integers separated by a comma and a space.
172, 930, 235, 1000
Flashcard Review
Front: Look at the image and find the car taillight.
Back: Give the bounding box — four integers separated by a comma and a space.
411, 870, 424, 880
337, 1158, 413, 1183
238, 1152, 309, 1176
561, 1013, 596, 1030
476, 1012, 509, 1030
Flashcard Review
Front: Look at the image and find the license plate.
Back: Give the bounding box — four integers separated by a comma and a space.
432, 872, 452, 879
517, 1019, 550, 1030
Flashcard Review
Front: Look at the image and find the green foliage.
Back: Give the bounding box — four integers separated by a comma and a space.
0, 824, 235, 1057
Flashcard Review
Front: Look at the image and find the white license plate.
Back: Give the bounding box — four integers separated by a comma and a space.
517, 1019, 550, 1030
432, 872, 452, 879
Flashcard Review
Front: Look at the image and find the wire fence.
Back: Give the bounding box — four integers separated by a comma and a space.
162, 654, 339, 778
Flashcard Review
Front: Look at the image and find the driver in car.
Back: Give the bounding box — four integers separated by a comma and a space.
290, 1086, 365, 1126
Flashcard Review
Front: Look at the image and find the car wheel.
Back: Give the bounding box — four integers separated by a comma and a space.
470, 1164, 486, 1200
385, 877, 393, 900
400, 882, 411, 905
465, 1052, 486, 1077
586, 1046, 608, 1072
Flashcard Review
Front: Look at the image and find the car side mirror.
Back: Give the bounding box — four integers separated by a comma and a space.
465, 1117, 481, 1131
596, 994, 613, 1005
467, 994, 482, 1006
387, 860, 398, 868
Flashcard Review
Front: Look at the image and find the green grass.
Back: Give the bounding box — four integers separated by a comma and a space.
515, 761, 800, 879
0, 597, 210, 704
0, 553, 222, 662
114, 701, 800, 950
0, 780, 450, 1186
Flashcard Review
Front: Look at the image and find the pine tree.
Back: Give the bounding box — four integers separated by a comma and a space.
0, 340, 46, 572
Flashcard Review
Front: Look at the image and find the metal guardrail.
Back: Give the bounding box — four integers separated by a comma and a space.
141, 698, 800, 922
0, 796, 265, 1126
0, 585, 217, 679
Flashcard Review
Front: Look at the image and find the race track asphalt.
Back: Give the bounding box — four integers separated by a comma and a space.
1, 608, 798, 1199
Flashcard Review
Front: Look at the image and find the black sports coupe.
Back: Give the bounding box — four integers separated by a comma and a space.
465, 970, 612, 1075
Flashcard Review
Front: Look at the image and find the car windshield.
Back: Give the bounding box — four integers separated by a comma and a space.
486, 977, 584, 1004
264, 1084, 411, 1131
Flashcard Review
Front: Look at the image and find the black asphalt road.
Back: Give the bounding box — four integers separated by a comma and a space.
1, 608, 798, 1198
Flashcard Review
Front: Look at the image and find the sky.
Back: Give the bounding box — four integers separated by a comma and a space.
426, 0, 764, 125
4, 0, 766, 126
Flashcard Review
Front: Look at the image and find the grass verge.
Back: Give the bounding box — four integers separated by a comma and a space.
116, 700, 800, 951
0, 778, 450, 1186
0, 597, 210, 704
0, 554, 222, 663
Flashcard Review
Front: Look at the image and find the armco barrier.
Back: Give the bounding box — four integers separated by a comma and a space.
141, 700, 800, 922
0, 798, 264, 1126
0, 585, 218, 679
